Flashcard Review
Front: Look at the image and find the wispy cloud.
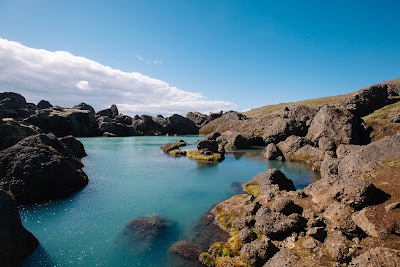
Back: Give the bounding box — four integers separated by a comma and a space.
0, 38, 236, 115
136, 54, 163, 65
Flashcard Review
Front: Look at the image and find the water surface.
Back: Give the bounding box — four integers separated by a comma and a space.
21, 136, 318, 266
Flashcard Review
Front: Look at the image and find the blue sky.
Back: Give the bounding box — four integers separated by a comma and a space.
0, 0, 399, 115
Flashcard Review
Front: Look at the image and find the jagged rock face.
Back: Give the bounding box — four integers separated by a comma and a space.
186, 111, 212, 128
262, 117, 308, 145
0, 189, 38, 266
342, 84, 390, 117
0, 119, 43, 151
37, 100, 53, 109
0, 133, 89, 204
216, 131, 250, 150
73, 102, 95, 116
306, 105, 370, 150
25, 107, 100, 137
197, 140, 218, 153
114, 114, 133, 125
240, 237, 278, 267
277, 135, 310, 156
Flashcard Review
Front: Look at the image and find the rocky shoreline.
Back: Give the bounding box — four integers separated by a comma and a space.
0, 78, 399, 266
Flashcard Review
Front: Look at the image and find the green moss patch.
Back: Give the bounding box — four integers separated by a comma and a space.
186, 150, 224, 162
245, 184, 261, 197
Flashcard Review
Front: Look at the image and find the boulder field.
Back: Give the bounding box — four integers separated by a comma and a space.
1, 78, 399, 265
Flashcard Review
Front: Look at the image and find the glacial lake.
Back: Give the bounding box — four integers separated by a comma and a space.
20, 136, 319, 267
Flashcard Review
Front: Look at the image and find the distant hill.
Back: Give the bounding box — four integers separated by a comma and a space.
244, 78, 400, 118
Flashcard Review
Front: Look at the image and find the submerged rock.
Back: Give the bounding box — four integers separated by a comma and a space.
123, 214, 175, 244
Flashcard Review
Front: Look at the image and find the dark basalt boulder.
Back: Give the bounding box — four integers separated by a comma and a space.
132, 115, 166, 136
197, 140, 218, 153
0, 92, 26, 109
342, 84, 390, 117
161, 142, 180, 154
37, 100, 53, 109
97, 116, 138, 137
263, 249, 301, 267
166, 114, 199, 135
306, 105, 370, 150
123, 214, 175, 244
0, 133, 89, 204
0, 119, 43, 151
277, 135, 310, 156
216, 131, 250, 150
25, 107, 100, 137
243, 169, 296, 197
72, 102, 95, 116
0, 189, 38, 266
254, 206, 306, 240
262, 117, 308, 145
59, 135, 87, 158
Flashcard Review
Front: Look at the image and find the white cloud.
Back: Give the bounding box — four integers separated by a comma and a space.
0, 38, 237, 116
75, 80, 91, 91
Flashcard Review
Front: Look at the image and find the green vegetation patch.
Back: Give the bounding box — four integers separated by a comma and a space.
245, 184, 261, 197
186, 150, 224, 162
168, 149, 187, 156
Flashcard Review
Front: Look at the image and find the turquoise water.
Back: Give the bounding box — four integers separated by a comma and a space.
20, 136, 318, 267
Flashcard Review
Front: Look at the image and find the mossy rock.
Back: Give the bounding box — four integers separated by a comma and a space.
215, 257, 247, 267
200, 252, 216, 267
186, 150, 224, 162
175, 140, 187, 147
169, 149, 187, 156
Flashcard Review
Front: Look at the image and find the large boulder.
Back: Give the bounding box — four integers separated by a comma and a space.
132, 115, 167, 136
59, 135, 87, 158
306, 105, 370, 150
216, 131, 250, 150
262, 117, 308, 145
37, 100, 53, 109
166, 114, 199, 135
0, 119, 43, 151
338, 133, 400, 180
25, 107, 100, 137
114, 114, 133, 125
197, 140, 219, 153
243, 169, 296, 197
254, 206, 306, 240
277, 135, 310, 156
0, 189, 38, 266
199, 111, 247, 135
264, 143, 285, 161
0, 133, 89, 204
0, 92, 26, 109
284, 105, 318, 125
72, 102, 95, 116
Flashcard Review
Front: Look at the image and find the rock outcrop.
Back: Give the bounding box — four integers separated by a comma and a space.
132, 114, 199, 136
0, 119, 43, 150
97, 116, 139, 137
0, 133, 89, 204
0, 189, 38, 266
25, 106, 100, 137
37, 100, 52, 109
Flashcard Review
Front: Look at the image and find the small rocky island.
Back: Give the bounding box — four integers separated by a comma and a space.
0, 78, 400, 266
